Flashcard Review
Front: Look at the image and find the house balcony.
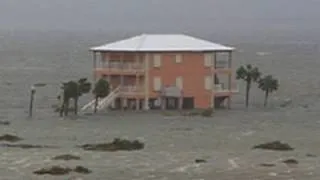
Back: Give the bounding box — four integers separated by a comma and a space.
118, 85, 145, 98
95, 62, 145, 76
214, 61, 232, 74
214, 83, 239, 97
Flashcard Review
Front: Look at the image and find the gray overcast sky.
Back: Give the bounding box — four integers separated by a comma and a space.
0, 0, 319, 33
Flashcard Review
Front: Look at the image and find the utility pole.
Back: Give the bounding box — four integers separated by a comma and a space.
28, 85, 36, 117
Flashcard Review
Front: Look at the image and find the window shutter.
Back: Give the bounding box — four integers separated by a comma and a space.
153, 54, 161, 67
204, 76, 212, 90
204, 53, 213, 67
153, 77, 161, 91
176, 76, 183, 89
175, 54, 182, 63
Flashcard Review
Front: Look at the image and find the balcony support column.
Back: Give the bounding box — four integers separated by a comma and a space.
92, 51, 97, 82
135, 53, 140, 111
106, 53, 111, 83
227, 51, 232, 109
210, 52, 216, 109
143, 53, 150, 111
120, 53, 124, 111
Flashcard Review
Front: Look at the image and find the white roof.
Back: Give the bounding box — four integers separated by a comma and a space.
91, 34, 234, 52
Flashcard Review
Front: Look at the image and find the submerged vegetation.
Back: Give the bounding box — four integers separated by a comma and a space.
33, 165, 92, 176
0, 134, 23, 142
78, 138, 145, 152
253, 141, 294, 151
52, 154, 81, 161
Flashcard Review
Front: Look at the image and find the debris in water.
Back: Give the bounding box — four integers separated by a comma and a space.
0, 121, 10, 126
0, 134, 23, 142
78, 138, 144, 152
306, 153, 317, 158
282, 159, 299, 165
0, 143, 58, 149
52, 154, 81, 161
33, 166, 92, 176
259, 163, 276, 167
73, 166, 92, 174
195, 159, 207, 163
33, 83, 47, 87
253, 141, 294, 151
33, 166, 72, 176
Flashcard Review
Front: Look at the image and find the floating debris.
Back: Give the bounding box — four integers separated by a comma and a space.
78, 138, 144, 152
282, 159, 299, 165
33, 83, 47, 87
73, 166, 92, 174
253, 141, 294, 151
0, 121, 10, 126
306, 153, 317, 158
52, 154, 81, 161
33, 166, 92, 176
195, 159, 207, 163
259, 163, 276, 167
0, 134, 23, 142
0, 143, 58, 149
34, 166, 72, 176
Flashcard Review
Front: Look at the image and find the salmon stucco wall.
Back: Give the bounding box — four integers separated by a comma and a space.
147, 52, 212, 109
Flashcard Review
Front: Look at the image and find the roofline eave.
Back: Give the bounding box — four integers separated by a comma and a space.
89, 48, 235, 53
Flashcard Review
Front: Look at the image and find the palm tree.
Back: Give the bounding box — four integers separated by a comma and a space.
59, 78, 91, 117
236, 64, 261, 107
59, 81, 76, 117
258, 75, 279, 107
93, 78, 110, 113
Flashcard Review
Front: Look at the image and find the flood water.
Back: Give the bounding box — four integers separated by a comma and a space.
0, 31, 320, 179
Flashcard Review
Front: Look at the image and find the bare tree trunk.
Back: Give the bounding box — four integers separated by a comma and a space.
64, 99, 69, 116
245, 81, 251, 108
74, 97, 78, 115
94, 96, 99, 113
59, 102, 64, 117
264, 90, 269, 107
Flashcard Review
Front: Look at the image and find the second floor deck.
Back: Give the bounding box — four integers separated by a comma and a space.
96, 62, 145, 75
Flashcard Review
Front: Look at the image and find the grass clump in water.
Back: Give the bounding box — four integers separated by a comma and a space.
79, 138, 144, 152
0, 134, 23, 142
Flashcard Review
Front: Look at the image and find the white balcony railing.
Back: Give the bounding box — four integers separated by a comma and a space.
107, 62, 144, 70
120, 85, 144, 95
214, 83, 239, 93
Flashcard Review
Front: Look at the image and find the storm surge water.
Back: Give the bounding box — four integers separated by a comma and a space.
0, 31, 320, 179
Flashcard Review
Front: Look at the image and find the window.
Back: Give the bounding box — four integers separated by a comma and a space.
176, 76, 183, 89
153, 77, 162, 91
175, 54, 182, 63
204, 76, 212, 90
204, 53, 213, 67
153, 54, 161, 67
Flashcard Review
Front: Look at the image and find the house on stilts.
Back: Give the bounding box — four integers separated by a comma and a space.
81, 34, 238, 112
